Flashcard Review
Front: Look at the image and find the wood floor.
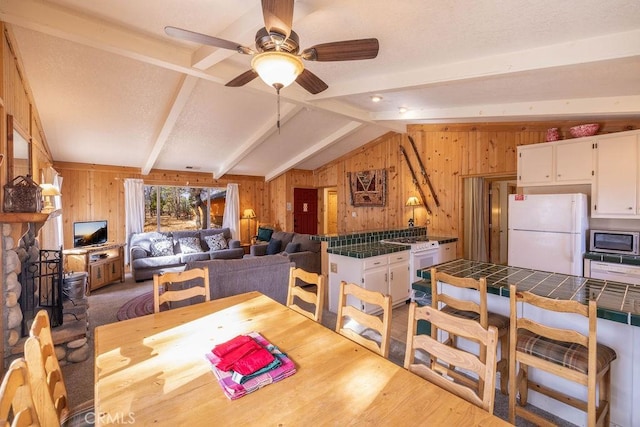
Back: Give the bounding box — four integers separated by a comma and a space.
389, 302, 410, 342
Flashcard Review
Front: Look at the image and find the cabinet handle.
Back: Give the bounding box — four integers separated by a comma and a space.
629, 207, 633, 210
385, 273, 388, 282
390, 272, 394, 280
545, 175, 549, 178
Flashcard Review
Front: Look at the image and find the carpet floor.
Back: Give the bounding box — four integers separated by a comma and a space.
64, 274, 576, 426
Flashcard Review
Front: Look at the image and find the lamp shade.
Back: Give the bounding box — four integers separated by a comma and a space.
405, 196, 421, 207
40, 183, 61, 196
251, 51, 304, 89
243, 208, 256, 219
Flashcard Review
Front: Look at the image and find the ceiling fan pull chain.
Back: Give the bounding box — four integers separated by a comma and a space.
274, 83, 283, 133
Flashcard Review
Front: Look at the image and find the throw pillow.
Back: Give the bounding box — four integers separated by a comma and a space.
150, 238, 174, 257
284, 242, 301, 254
178, 237, 203, 254
257, 227, 274, 242
266, 238, 282, 255
205, 233, 228, 251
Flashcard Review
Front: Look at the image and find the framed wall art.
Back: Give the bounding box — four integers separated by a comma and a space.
348, 169, 386, 207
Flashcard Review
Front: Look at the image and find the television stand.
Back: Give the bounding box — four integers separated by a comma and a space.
63, 243, 125, 294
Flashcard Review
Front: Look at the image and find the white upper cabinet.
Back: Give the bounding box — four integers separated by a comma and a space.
555, 139, 594, 183
518, 138, 593, 187
518, 144, 553, 185
592, 132, 639, 218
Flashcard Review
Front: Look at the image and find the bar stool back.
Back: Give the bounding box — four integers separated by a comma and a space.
431, 268, 510, 394
508, 284, 617, 426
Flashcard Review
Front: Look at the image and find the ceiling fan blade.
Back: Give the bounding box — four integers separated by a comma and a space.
225, 70, 259, 87
296, 69, 328, 94
165, 26, 254, 54
261, 0, 294, 39
301, 39, 379, 61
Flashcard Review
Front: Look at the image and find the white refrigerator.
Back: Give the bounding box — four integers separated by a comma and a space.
508, 193, 588, 276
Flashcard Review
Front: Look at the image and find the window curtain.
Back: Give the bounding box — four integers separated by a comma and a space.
464, 177, 488, 261
39, 166, 63, 250
124, 178, 145, 264
222, 183, 240, 240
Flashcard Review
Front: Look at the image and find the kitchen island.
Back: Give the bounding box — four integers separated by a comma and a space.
416, 259, 639, 427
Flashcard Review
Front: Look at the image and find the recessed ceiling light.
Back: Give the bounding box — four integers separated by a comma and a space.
399, 107, 408, 114
370, 95, 383, 103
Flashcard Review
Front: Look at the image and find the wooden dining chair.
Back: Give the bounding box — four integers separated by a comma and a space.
404, 301, 499, 414
153, 267, 210, 313
286, 267, 325, 322
335, 281, 392, 357
431, 268, 510, 394
0, 358, 39, 427
508, 284, 617, 427
26, 310, 94, 426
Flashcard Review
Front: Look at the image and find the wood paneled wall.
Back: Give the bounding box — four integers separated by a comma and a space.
308, 120, 640, 253
52, 162, 270, 249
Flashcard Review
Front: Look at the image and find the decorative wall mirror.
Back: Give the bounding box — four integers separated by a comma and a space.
6, 114, 32, 183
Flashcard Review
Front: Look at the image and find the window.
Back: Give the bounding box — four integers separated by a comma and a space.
144, 185, 226, 232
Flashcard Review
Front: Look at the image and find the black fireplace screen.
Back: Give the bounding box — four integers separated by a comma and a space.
19, 248, 63, 336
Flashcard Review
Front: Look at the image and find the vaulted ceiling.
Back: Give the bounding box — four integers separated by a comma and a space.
2, 0, 639, 181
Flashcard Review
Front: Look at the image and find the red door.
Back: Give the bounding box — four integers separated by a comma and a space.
293, 188, 318, 234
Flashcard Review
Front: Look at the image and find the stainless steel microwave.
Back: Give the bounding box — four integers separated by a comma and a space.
589, 229, 640, 255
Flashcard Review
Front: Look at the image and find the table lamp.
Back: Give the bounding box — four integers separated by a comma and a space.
40, 183, 61, 213
242, 208, 256, 243
405, 196, 421, 227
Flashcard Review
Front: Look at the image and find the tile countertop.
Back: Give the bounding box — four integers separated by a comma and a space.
416, 259, 640, 327
327, 236, 458, 258
584, 251, 640, 266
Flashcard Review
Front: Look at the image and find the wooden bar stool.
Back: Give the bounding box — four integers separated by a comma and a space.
508, 284, 617, 426
431, 267, 510, 394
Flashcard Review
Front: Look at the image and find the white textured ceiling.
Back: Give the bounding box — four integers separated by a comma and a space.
1, 0, 639, 180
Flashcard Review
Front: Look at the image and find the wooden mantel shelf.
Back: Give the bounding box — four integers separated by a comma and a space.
0, 210, 62, 242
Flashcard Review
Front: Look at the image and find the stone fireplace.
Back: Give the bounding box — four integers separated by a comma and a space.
2, 214, 90, 368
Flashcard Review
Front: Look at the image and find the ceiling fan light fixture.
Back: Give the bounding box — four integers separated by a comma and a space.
251, 51, 304, 89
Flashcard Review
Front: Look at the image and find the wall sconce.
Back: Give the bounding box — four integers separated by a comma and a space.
242, 208, 257, 243
405, 196, 421, 227
40, 183, 61, 213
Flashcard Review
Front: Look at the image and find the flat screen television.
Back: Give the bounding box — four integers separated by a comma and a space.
73, 220, 108, 248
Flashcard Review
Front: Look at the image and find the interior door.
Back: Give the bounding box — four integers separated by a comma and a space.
294, 188, 318, 234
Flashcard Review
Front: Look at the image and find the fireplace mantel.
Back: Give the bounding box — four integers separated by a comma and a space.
0, 210, 61, 242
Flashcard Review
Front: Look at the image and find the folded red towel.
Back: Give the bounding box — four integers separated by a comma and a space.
212, 335, 253, 358
232, 347, 276, 375
216, 340, 260, 372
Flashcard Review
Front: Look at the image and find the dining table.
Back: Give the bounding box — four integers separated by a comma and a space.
94, 291, 509, 426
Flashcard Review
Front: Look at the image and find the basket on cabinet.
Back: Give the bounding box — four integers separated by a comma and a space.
3, 175, 42, 213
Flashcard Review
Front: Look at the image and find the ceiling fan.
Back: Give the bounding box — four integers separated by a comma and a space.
165, 0, 379, 95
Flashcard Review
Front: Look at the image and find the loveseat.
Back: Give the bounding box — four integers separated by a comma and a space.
186, 255, 295, 305
130, 228, 244, 281
248, 230, 321, 274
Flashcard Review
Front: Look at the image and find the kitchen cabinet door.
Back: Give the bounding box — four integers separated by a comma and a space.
517, 144, 553, 186
362, 265, 389, 313
388, 252, 410, 304
592, 134, 638, 217
555, 139, 593, 183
